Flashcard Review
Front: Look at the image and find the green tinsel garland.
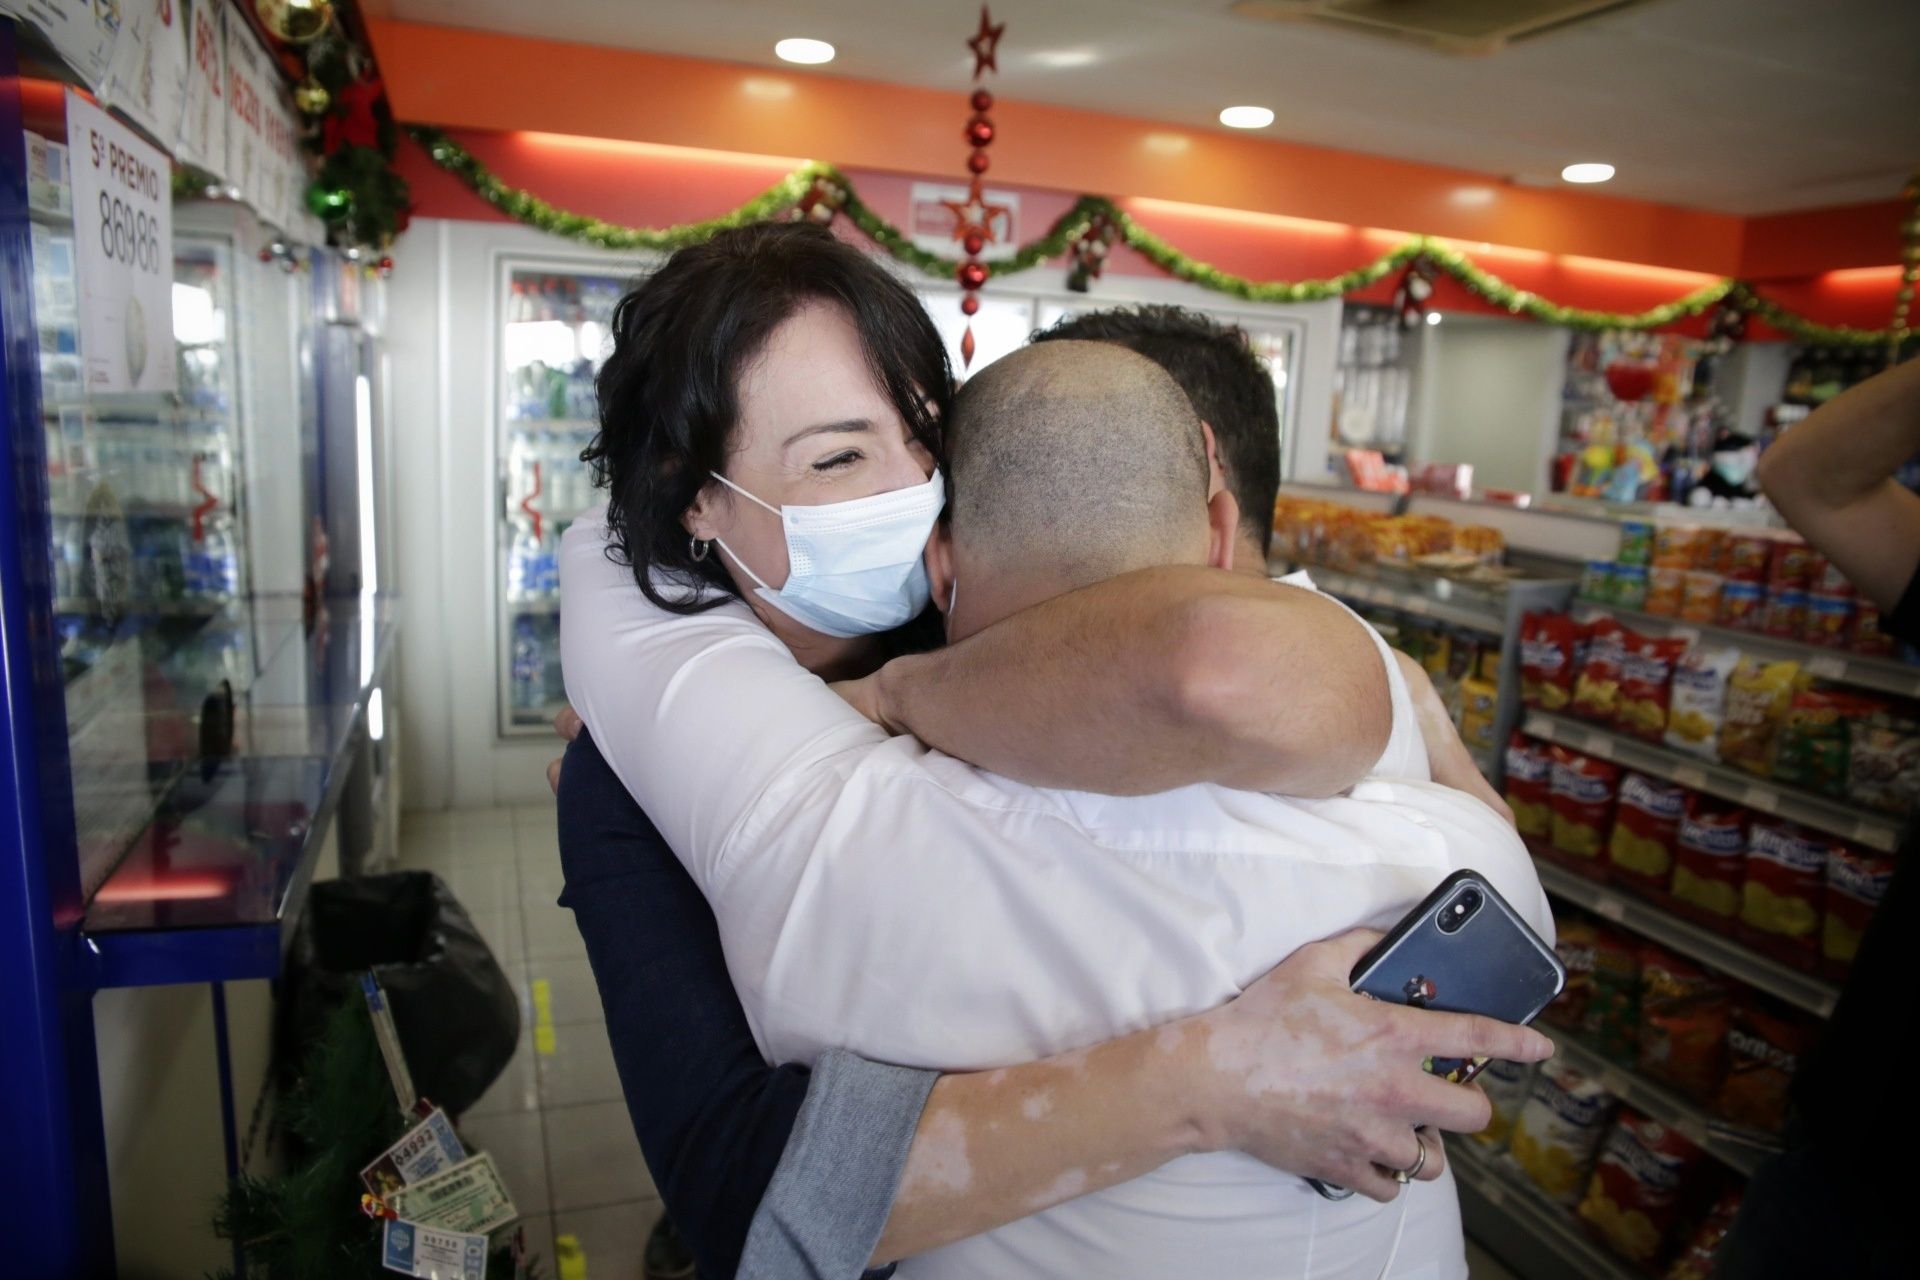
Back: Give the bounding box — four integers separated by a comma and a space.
405, 126, 1910, 346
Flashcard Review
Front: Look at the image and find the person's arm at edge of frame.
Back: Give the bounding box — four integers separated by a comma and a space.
850, 564, 1392, 799
1391, 649, 1515, 825
548, 722, 1553, 1275
1756, 356, 1920, 610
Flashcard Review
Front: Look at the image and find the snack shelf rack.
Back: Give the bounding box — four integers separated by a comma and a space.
1520, 709, 1904, 854
1289, 561, 1578, 790
1530, 858, 1841, 1018
1537, 1026, 1779, 1178
1293, 563, 1509, 636
1450, 1138, 1644, 1280
1569, 600, 1920, 700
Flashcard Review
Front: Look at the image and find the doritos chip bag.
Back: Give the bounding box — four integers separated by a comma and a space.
1520, 612, 1582, 712
1608, 772, 1685, 889
1716, 997, 1813, 1134
1637, 950, 1731, 1100
1550, 747, 1620, 860
1504, 732, 1553, 838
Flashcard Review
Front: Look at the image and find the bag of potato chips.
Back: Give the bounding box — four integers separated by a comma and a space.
1824, 845, 1894, 965
1671, 795, 1747, 919
1772, 689, 1871, 799
1504, 732, 1553, 838
1717, 658, 1801, 776
1664, 1189, 1743, 1280
1520, 612, 1583, 712
1608, 772, 1686, 889
1846, 708, 1920, 815
1577, 1109, 1707, 1266
1739, 819, 1828, 950
1573, 618, 1628, 722
1616, 630, 1689, 742
1510, 1059, 1618, 1205
1551, 747, 1621, 861
1664, 643, 1739, 760
1473, 1057, 1536, 1151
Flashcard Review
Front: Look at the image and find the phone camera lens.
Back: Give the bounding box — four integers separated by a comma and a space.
1438, 887, 1483, 934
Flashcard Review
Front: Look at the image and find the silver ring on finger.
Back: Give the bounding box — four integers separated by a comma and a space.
1393, 1134, 1428, 1185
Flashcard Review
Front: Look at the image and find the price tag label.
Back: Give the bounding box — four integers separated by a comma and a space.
1741, 785, 1775, 811
64, 90, 174, 393
1806, 655, 1844, 680
1815, 993, 1838, 1020
1583, 733, 1613, 759
1480, 1178, 1506, 1207
1674, 765, 1707, 789
1859, 824, 1899, 853
1595, 897, 1626, 924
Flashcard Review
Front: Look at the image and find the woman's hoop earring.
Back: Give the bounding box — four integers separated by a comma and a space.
690, 537, 711, 562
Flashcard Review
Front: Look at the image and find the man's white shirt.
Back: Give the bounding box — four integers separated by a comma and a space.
562, 508, 1551, 1280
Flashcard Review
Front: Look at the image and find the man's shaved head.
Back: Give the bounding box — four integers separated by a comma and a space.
948, 341, 1211, 592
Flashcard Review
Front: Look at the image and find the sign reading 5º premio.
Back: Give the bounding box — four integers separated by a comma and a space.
65, 89, 175, 394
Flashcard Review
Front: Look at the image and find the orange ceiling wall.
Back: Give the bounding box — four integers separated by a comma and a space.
369, 19, 1757, 275
368, 19, 1904, 289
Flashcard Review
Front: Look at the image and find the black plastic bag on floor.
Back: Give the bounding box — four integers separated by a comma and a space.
279, 871, 520, 1120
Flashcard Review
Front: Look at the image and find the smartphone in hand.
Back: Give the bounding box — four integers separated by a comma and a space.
1309, 869, 1564, 1199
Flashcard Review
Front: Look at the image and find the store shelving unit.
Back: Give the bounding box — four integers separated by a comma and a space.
1571, 599, 1920, 700
1289, 560, 1577, 788
1530, 857, 1841, 1018
1450, 1140, 1643, 1280
1537, 1026, 1780, 1177
1521, 708, 1904, 854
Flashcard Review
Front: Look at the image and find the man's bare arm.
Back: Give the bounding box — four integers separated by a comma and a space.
872, 929, 1553, 1263
1393, 651, 1514, 824
855, 566, 1392, 798
1757, 357, 1920, 610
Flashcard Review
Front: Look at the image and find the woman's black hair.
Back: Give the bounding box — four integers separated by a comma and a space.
584, 221, 953, 615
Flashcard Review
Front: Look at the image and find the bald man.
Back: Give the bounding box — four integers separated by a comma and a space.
565, 340, 1546, 1279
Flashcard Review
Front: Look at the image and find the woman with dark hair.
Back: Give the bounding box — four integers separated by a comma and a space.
555, 221, 1549, 1277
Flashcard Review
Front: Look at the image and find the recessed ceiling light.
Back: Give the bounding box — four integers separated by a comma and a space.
1218, 105, 1274, 129
775, 37, 835, 65
1561, 162, 1615, 184
1426, 311, 1443, 326
1033, 48, 1098, 68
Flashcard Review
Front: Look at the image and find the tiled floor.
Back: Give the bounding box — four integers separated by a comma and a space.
398, 805, 661, 1279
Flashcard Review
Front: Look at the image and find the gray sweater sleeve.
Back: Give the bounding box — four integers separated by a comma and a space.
738, 1049, 940, 1280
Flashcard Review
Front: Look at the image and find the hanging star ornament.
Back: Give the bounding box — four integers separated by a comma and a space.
968, 5, 1005, 80
941, 188, 1013, 246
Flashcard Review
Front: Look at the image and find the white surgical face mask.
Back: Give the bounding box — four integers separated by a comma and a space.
709, 468, 946, 638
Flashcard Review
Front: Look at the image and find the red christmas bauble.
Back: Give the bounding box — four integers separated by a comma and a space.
963, 231, 985, 256
957, 261, 988, 291
961, 294, 981, 316
968, 153, 990, 176
966, 117, 995, 147
971, 89, 993, 113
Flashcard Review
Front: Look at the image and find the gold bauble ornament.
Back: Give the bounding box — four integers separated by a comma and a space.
293, 78, 331, 116
256, 0, 334, 45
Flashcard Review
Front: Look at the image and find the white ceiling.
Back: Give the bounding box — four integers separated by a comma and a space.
376, 0, 1920, 215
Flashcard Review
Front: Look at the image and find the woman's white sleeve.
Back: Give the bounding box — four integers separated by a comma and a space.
559, 507, 886, 889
